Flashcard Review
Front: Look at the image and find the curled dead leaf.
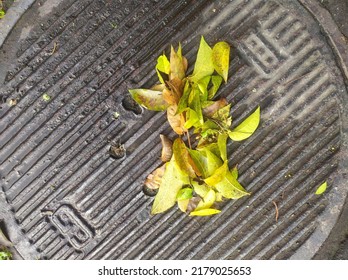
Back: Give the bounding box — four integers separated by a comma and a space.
167, 104, 187, 135
202, 98, 228, 117
144, 164, 166, 190
160, 134, 173, 162
186, 196, 202, 213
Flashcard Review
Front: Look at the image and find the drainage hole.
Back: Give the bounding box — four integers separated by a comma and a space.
122, 95, 142, 115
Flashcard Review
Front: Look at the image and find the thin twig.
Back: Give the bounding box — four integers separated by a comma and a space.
186, 130, 192, 149
272, 201, 279, 222
283, 71, 311, 86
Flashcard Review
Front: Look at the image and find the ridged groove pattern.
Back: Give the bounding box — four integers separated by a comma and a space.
0, 0, 344, 259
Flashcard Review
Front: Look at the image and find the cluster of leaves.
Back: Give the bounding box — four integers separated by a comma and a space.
129, 36, 260, 216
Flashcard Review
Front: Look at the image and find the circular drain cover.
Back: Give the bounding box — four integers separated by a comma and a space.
0, 0, 347, 259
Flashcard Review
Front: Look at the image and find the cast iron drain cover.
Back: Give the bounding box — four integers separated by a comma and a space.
0, 0, 347, 259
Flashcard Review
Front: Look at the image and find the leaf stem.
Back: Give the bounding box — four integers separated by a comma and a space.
186, 130, 192, 149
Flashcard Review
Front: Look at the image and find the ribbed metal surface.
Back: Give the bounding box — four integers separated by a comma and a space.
0, 0, 347, 259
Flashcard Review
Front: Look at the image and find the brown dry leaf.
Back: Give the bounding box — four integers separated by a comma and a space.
144, 164, 166, 190
167, 104, 187, 135
202, 98, 228, 117
170, 45, 186, 80
160, 134, 173, 162
186, 197, 202, 213
167, 77, 183, 100
162, 88, 177, 105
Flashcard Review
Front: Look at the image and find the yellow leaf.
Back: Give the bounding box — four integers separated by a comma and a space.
315, 181, 327, 195
204, 160, 228, 186
173, 138, 198, 177
192, 181, 210, 198
189, 208, 221, 216
156, 54, 170, 84
195, 189, 216, 211
191, 36, 214, 82
212, 41, 230, 82
228, 106, 260, 141
151, 157, 189, 214
178, 199, 190, 212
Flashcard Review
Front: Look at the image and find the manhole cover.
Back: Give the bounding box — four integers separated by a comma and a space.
0, 0, 347, 259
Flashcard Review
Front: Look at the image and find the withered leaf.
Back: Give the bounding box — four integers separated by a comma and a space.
170, 45, 186, 80
167, 104, 187, 135
202, 98, 228, 117
159, 134, 173, 162
144, 164, 166, 190
173, 138, 198, 177
129, 89, 169, 111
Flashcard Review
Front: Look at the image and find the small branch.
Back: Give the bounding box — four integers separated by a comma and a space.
186, 130, 192, 149
272, 201, 279, 222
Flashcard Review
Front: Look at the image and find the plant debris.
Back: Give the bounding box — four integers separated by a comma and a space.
129, 36, 261, 216
315, 181, 327, 195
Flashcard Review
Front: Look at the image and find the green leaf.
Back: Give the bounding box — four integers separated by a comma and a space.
315, 181, 327, 195
176, 81, 191, 114
129, 89, 169, 111
184, 108, 199, 129
173, 138, 197, 177
231, 165, 239, 179
151, 157, 189, 214
195, 189, 216, 211
42, 93, 51, 102
197, 76, 211, 102
188, 86, 204, 127
197, 142, 220, 159
212, 41, 230, 82
208, 75, 223, 99
204, 160, 228, 186
228, 106, 260, 141
189, 208, 221, 216
177, 187, 193, 201
0, 10, 5, 19
188, 148, 223, 179
187, 149, 210, 178
214, 170, 250, 199
156, 54, 170, 84
191, 36, 214, 82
